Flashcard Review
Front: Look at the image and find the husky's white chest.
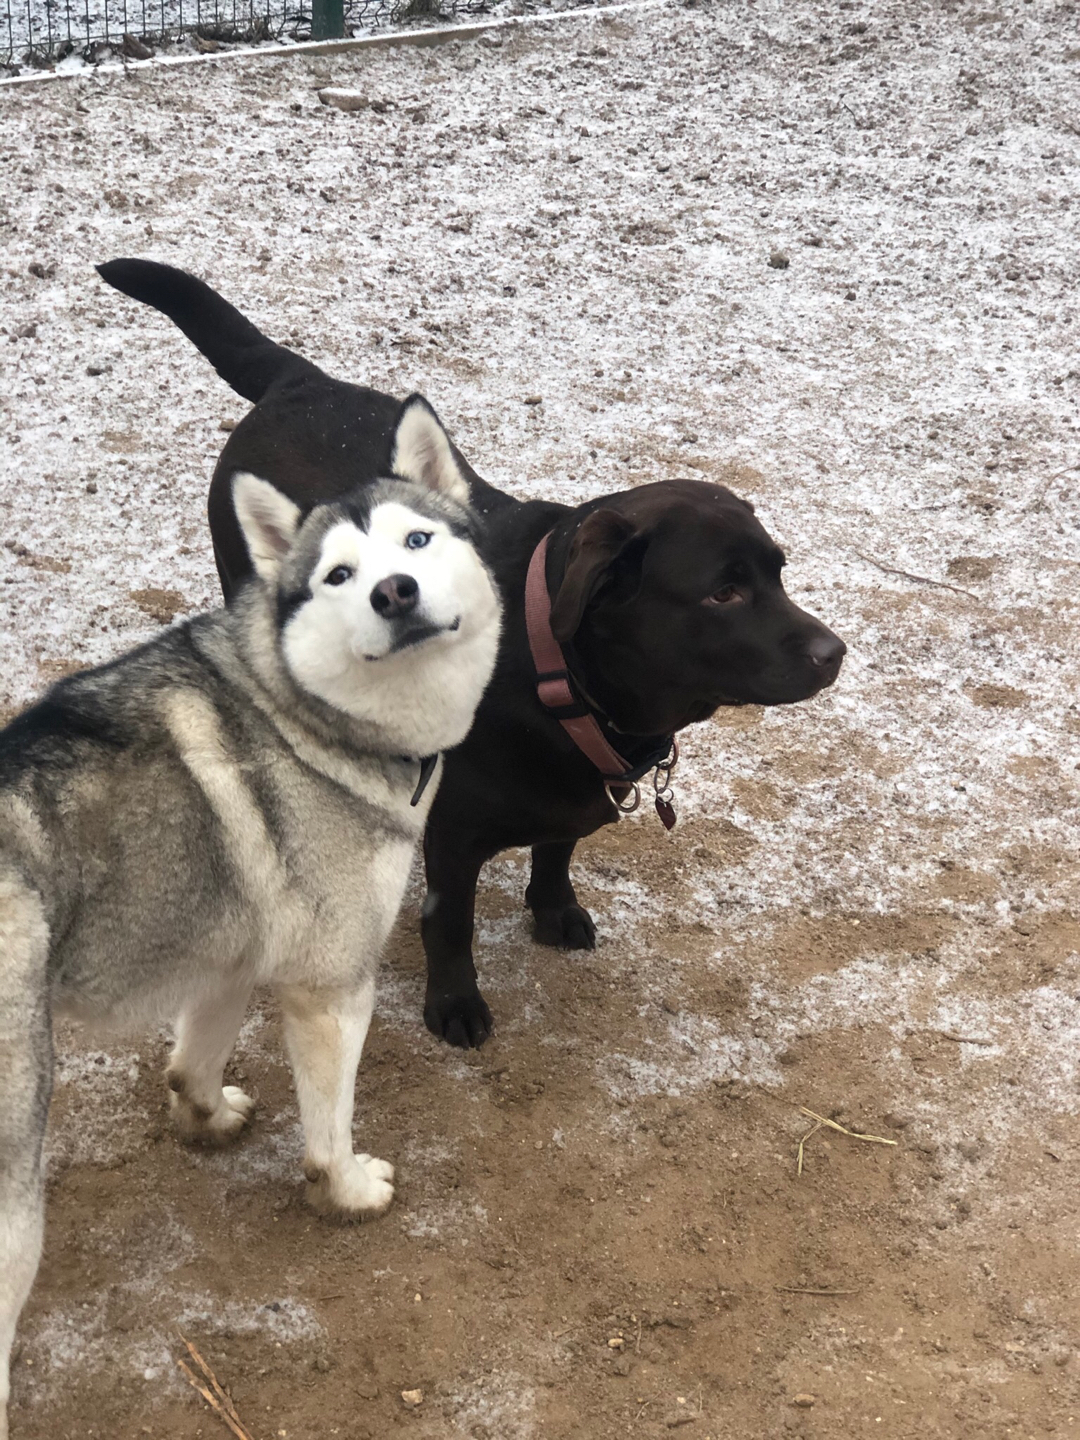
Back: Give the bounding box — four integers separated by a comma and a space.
250, 754, 428, 987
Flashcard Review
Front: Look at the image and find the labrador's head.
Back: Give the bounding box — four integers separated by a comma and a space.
548, 480, 845, 736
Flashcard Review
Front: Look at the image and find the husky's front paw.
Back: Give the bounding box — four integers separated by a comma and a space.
304, 1154, 395, 1220
169, 1081, 255, 1145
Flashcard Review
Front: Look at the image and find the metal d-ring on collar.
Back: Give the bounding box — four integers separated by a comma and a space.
605, 779, 642, 815
525, 529, 680, 829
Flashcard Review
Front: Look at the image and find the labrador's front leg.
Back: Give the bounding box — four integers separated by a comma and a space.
276, 978, 394, 1220
526, 840, 596, 950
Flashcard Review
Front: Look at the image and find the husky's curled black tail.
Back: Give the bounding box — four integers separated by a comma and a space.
96, 259, 322, 406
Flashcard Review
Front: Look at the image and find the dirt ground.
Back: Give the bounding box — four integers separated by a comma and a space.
3, 0, 1080, 1436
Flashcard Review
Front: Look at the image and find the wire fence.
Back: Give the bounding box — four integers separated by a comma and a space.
2, 0, 509, 71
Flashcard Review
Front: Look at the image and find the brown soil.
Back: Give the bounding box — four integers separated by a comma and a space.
11, 801, 1080, 1440
127, 587, 189, 625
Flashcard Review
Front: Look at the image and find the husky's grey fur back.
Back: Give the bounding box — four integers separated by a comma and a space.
0, 407, 502, 1439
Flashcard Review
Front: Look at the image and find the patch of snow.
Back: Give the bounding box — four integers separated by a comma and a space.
401, 1196, 489, 1240
447, 1369, 537, 1439
45, 1039, 149, 1169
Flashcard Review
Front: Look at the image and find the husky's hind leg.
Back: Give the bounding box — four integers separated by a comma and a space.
166, 977, 255, 1145
0, 879, 52, 1440
276, 977, 394, 1220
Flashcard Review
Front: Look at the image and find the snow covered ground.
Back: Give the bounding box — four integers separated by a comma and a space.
3, 0, 1078, 897
2, 1, 1080, 1433
3, 0, 1080, 1096
3, 0, 1079, 1131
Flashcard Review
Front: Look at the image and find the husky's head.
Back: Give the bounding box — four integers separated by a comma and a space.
231, 396, 501, 755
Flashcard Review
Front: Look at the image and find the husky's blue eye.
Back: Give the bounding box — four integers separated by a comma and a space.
325, 565, 353, 586
405, 531, 432, 550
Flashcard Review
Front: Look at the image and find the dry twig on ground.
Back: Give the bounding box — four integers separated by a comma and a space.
177, 1333, 256, 1440
776, 1286, 861, 1296
853, 550, 981, 602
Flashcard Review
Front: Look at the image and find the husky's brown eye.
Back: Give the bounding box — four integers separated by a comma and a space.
705, 585, 741, 606
325, 565, 353, 587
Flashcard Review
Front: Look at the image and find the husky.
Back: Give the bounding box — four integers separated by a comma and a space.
0, 399, 501, 1439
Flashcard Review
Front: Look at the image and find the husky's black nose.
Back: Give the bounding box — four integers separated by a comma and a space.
371, 574, 419, 620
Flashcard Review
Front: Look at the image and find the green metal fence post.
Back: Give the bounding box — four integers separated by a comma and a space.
311, 0, 344, 38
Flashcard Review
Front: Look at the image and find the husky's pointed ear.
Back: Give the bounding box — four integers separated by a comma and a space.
390, 394, 470, 504
232, 472, 303, 584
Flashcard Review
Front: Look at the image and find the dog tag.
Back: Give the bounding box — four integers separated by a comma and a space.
655, 796, 677, 831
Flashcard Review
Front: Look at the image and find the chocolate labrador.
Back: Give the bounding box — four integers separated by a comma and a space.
97, 260, 846, 1048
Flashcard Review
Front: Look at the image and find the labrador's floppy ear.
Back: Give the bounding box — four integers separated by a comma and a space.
390, 394, 470, 505
549, 509, 639, 644
232, 471, 303, 584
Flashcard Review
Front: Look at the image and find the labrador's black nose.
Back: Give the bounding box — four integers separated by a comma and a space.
370, 574, 419, 619
805, 630, 846, 680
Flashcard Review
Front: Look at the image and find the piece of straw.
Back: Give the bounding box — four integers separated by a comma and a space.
795, 1107, 898, 1175
798, 1108, 898, 1147
796, 1118, 823, 1176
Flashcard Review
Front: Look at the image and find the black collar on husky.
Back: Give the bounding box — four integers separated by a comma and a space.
408, 753, 440, 807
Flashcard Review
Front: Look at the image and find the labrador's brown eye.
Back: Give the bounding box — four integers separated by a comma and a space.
705, 585, 740, 606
